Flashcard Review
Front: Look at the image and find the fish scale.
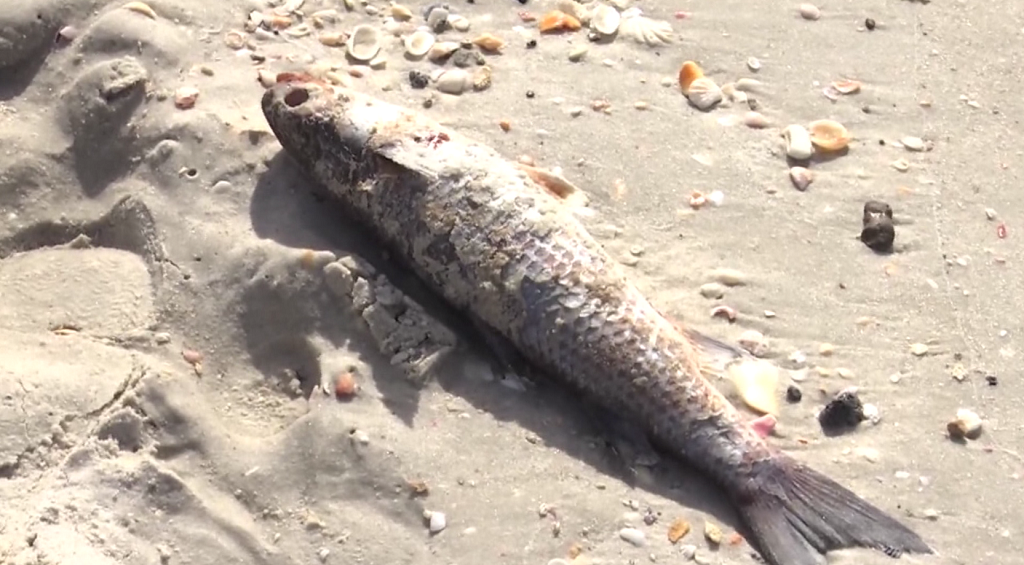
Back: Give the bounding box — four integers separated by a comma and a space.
263, 79, 933, 565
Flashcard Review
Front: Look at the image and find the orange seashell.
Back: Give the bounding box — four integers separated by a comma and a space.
472, 33, 506, 52
335, 371, 359, 398
808, 119, 851, 152
831, 79, 862, 94
539, 10, 581, 33
678, 60, 704, 94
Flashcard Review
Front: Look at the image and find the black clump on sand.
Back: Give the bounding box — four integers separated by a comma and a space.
818, 388, 866, 432
860, 200, 895, 252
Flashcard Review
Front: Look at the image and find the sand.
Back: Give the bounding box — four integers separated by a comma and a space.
0, 0, 1020, 564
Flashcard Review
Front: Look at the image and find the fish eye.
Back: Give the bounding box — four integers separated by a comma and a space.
284, 87, 310, 108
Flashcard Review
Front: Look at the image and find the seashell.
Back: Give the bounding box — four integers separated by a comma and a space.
436, 69, 469, 95
947, 408, 982, 440
685, 77, 722, 111
539, 10, 582, 33
721, 83, 748, 105
448, 14, 471, 31
472, 65, 492, 91
310, 9, 339, 27
832, 79, 861, 94
318, 31, 348, 47
728, 359, 779, 415
782, 124, 813, 160
891, 158, 910, 172
224, 30, 247, 50
619, 13, 673, 46
556, 0, 589, 23
677, 61, 704, 94
123, 1, 158, 19
799, 3, 820, 21
590, 4, 621, 36
346, 25, 381, 62
743, 111, 769, 129
471, 33, 505, 52
734, 78, 763, 92
174, 86, 199, 109
428, 41, 460, 62
391, 3, 413, 20
404, 30, 435, 57
788, 166, 813, 191
369, 54, 388, 69
808, 119, 850, 152
746, 57, 761, 72
901, 136, 926, 151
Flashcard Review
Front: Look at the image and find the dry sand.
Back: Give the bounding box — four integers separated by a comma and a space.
0, 0, 1020, 564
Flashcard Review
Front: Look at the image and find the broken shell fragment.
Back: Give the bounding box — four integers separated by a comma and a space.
743, 111, 770, 128
448, 14, 471, 31
318, 31, 348, 47
788, 166, 813, 191
782, 124, 813, 160
123, 1, 158, 19
390, 3, 413, 20
808, 119, 850, 152
404, 30, 435, 57
472, 33, 505, 52
174, 86, 199, 109
591, 4, 621, 36
539, 10, 582, 33
728, 359, 779, 415
831, 79, 862, 94
685, 78, 723, 111
347, 25, 382, 61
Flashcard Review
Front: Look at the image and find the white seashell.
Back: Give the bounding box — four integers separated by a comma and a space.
346, 25, 381, 61
782, 124, 813, 160
591, 4, 621, 36
618, 13, 673, 46
949, 408, 982, 440
901, 136, 926, 151
619, 527, 647, 547
426, 510, 447, 532
789, 166, 813, 191
427, 41, 460, 62
436, 69, 469, 95
734, 78, 763, 92
746, 57, 761, 72
404, 30, 435, 57
743, 111, 770, 128
685, 77, 722, 111
447, 14, 470, 31
558, 0, 591, 23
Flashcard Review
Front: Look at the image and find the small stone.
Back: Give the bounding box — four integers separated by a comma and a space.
680, 545, 697, 560
909, 343, 929, 356
862, 403, 881, 425
154, 332, 171, 344
818, 387, 865, 431
568, 45, 588, 62
317, 548, 330, 562
947, 408, 982, 440
699, 282, 725, 299
350, 429, 370, 445
436, 69, 470, 95
619, 527, 647, 547
786, 385, 802, 403
865, 17, 876, 30
860, 200, 895, 252
818, 343, 835, 356
799, 3, 821, 21
408, 70, 429, 89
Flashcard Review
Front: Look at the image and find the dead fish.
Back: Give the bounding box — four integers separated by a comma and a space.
261, 80, 933, 565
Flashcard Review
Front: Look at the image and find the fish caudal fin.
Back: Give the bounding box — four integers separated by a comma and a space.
736, 454, 933, 565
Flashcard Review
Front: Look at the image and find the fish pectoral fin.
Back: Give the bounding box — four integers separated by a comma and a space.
682, 328, 749, 376
467, 314, 534, 391
580, 400, 661, 479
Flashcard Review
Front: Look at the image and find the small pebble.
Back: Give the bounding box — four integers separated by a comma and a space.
799, 3, 821, 20
568, 46, 588, 62
818, 343, 835, 356
818, 387, 865, 431
909, 343, 929, 356
619, 527, 647, 547
408, 70, 429, 89
317, 548, 330, 562
860, 200, 895, 252
680, 545, 697, 560
699, 282, 725, 299
786, 385, 802, 403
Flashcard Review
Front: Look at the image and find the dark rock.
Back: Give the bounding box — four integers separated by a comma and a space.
818, 388, 865, 432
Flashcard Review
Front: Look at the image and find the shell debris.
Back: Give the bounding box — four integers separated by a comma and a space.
667, 518, 692, 543
539, 10, 582, 33
472, 33, 506, 52
808, 119, 850, 152
123, 1, 158, 19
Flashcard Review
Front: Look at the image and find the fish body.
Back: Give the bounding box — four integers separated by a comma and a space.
262, 80, 932, 565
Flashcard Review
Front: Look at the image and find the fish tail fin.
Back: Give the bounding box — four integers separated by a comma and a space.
734, 453, 933, 565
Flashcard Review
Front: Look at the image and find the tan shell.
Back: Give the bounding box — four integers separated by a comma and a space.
346, 25, 381, 61
404, 30, 435, 57
471, 33, 505, 52
808, 119, 850, 152
427, 41, 460, 62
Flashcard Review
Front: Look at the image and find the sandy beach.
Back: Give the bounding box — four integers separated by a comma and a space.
1, 1, 1020, 564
